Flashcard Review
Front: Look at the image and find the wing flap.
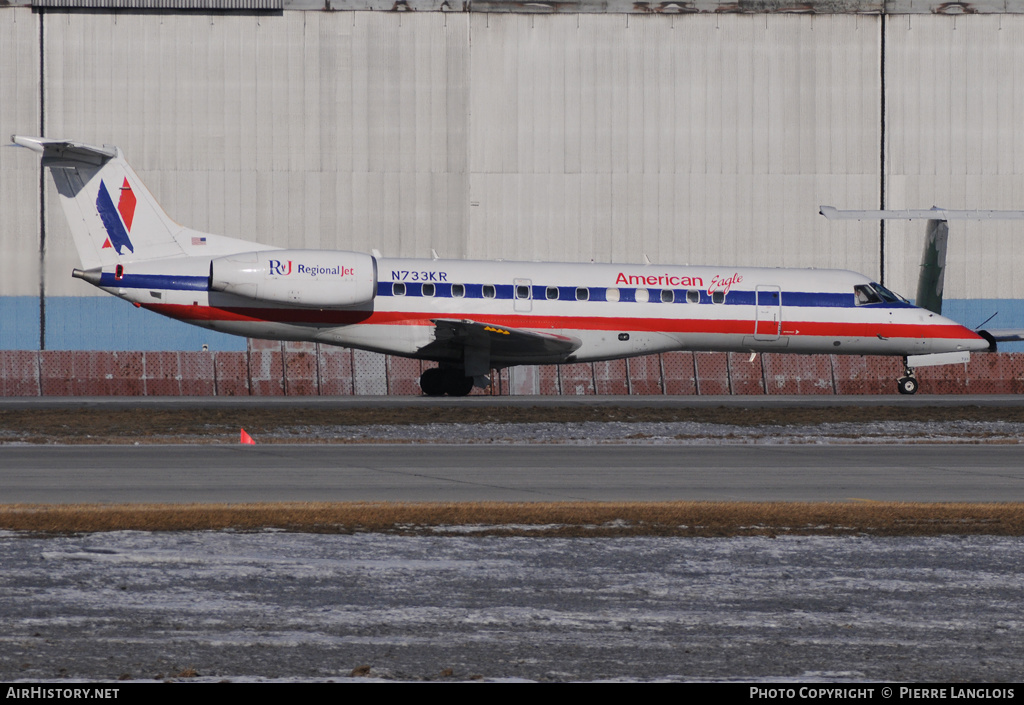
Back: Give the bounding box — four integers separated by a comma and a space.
431, 318, 582, 361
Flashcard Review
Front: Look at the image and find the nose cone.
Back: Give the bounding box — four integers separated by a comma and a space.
938, 314, 990, 352
963, 333, 993, 352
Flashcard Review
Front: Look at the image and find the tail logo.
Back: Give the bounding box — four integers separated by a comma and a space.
96, 178, 136, 255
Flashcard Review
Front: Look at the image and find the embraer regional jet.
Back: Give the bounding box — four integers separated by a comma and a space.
13, 135, 1010, 395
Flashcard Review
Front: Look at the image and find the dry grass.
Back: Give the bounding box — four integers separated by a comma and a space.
2, 501, 1023, 537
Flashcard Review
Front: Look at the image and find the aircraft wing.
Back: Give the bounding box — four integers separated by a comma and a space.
429, 318, 582, 373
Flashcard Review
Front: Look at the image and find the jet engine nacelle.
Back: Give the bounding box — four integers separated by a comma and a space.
210, 250, 377, 308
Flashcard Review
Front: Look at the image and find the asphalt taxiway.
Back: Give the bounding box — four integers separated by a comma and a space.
3, 444, 1023, 503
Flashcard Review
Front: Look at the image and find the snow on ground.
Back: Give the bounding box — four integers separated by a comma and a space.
263, 419, 1024, 445
2, 531, 1022, 682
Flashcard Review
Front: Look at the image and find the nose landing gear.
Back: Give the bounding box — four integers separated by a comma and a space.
897, 359, 919, 395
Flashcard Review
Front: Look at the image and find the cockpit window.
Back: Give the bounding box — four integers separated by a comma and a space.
870, 282, 908, 304
854, 284, 881, 305
855, 283, 909, 306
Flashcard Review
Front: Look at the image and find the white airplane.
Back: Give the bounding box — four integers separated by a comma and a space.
12, 135, 1005, 396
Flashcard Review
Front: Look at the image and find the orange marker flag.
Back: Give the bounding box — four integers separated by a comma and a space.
240, 429, 255, 445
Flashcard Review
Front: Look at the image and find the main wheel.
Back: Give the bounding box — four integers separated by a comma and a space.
443, 370, 474, 397
897, 376, 919, 395
419, 367, 446, 396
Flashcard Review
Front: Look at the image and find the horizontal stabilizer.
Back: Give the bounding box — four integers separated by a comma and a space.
820, 206, 1024, 221
11, 135, 118, 166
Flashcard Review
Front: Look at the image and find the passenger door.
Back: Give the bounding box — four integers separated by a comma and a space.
754, 285, 782, 341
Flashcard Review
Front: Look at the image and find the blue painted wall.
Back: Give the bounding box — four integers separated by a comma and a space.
0, 298, 41, 350
1, 296, 246, 351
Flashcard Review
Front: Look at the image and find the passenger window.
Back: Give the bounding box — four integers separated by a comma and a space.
392, 282, 406, 296
576, 287, 589, 301
635, 288, 650, 303
687, 289, 700, 304
452, 284, 465, 298
483, 285, 496, 299
606, 287, 620, 303
711, 290, 725, 304
422, 283, 435, 297
516, 285, 530, 300
546, 286, 559, 300
661, 289, 674, 304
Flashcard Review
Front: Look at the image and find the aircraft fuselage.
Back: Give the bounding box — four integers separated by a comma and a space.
94, 255, 989, 367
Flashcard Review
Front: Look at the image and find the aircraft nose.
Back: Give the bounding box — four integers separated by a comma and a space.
943, 317, 990, 351
964, 334, 992, 352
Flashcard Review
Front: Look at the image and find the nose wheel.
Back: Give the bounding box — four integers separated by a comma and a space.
897, 376, 919, 395
897, 359, 918, 395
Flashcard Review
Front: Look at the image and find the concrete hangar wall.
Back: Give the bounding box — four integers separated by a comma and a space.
1, 1, 1024, 354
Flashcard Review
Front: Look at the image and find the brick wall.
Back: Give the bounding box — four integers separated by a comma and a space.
3, 344, 1023, 396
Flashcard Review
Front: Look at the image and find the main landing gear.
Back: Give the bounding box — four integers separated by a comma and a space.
897, 359, 919, 395
420, 366, 474, 397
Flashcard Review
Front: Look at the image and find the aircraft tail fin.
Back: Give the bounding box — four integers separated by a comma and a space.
915, 218, 947, 315
13, 135, 191, 269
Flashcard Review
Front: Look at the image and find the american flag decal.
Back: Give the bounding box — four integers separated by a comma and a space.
192, 236, 207, 246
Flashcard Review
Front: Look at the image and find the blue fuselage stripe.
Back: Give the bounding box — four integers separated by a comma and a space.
104, 274, 913, 310
375, 282, 912, 309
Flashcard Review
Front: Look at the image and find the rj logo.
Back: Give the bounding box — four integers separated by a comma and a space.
268, 260, 292, 275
